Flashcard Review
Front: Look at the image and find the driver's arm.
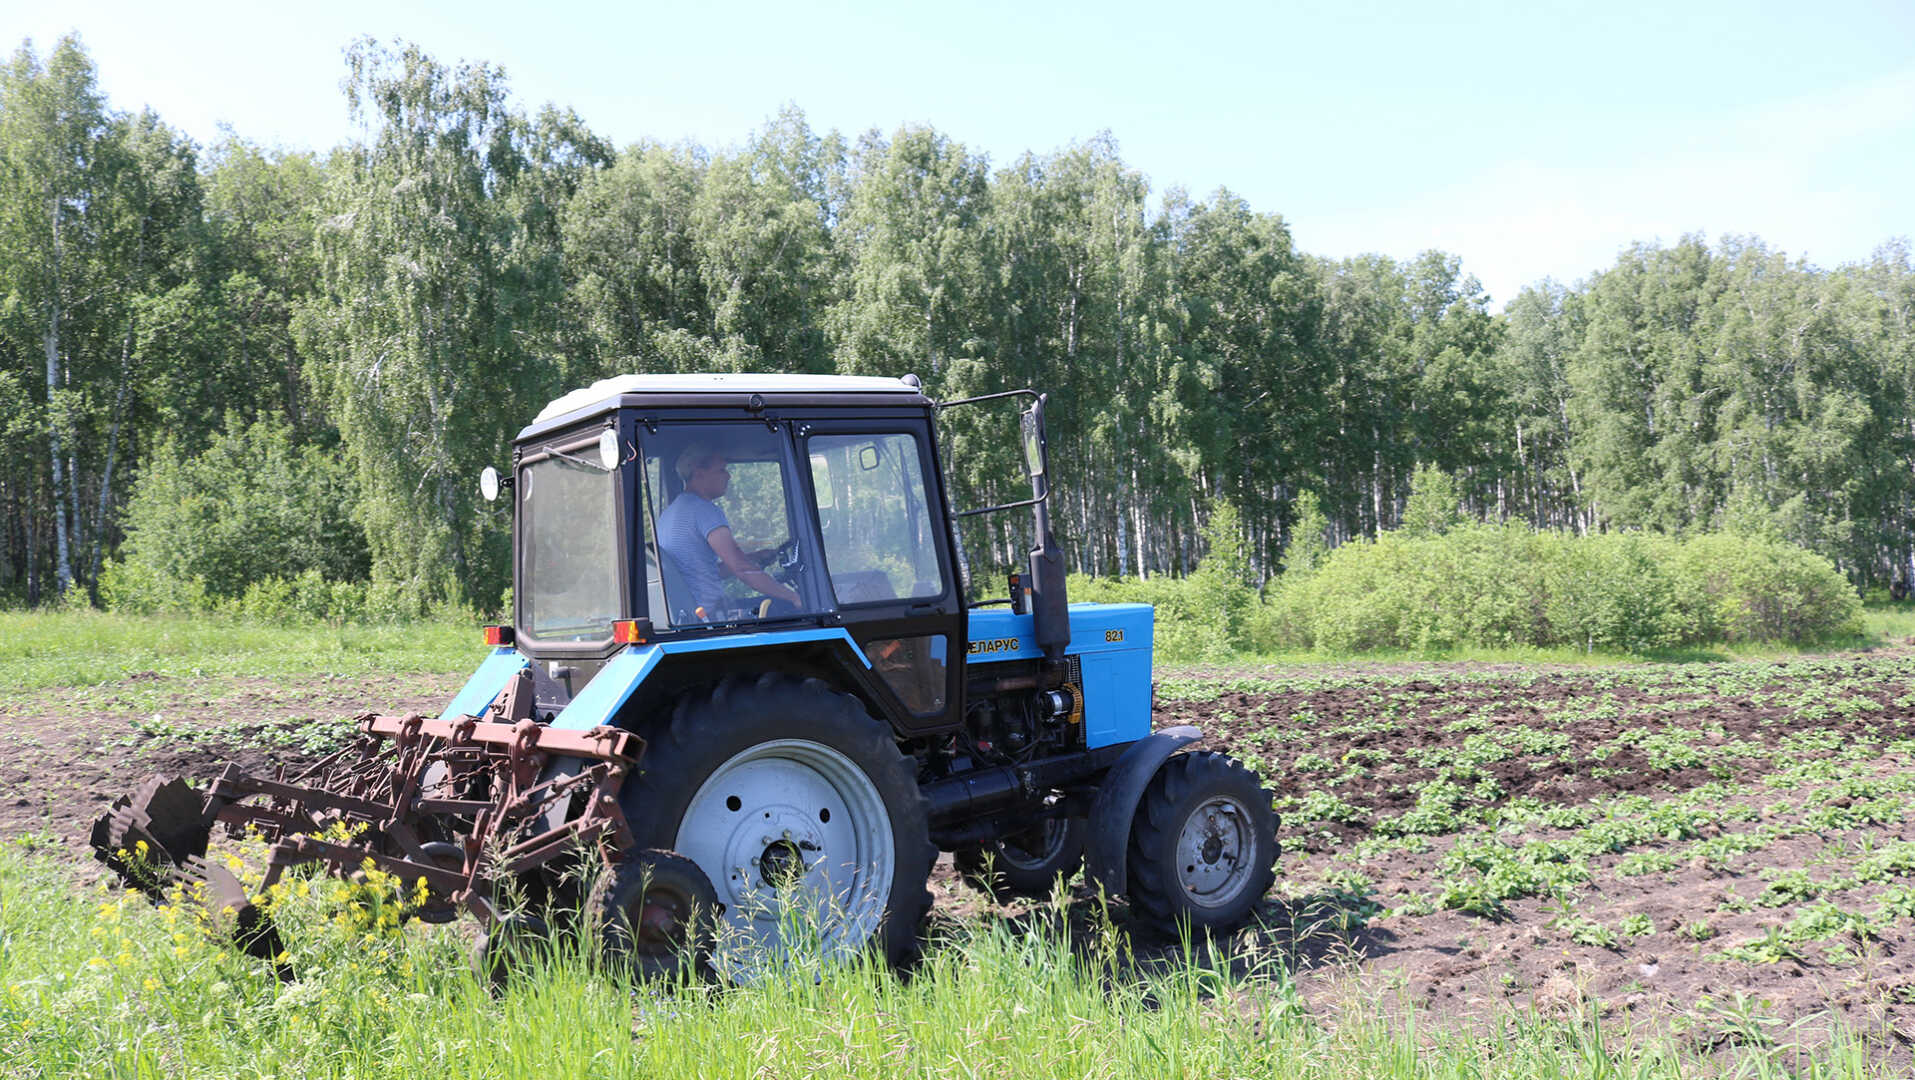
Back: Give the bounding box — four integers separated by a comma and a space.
707, 526, 799, 605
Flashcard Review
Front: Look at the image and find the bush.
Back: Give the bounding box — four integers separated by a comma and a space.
1672, 533, 1863, 642
1071, 500, 1260, 663
1072, 573, 1233, 663
1251, 524, 1860, 655
110, 417, 369, 617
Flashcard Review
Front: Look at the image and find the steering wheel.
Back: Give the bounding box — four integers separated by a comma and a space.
761, 538, 814, 598
768, 537, 805, 581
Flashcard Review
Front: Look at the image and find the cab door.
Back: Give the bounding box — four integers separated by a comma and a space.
796, 421, 963, 733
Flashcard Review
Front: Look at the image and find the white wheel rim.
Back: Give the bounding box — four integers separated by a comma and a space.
1174, 795, 1257, 909
673, 738, 894, 978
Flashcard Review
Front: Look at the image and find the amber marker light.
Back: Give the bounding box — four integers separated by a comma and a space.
612, 620, 649, 645
482, 625, 514, 646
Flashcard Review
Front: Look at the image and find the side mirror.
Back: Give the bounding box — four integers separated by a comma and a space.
479, 466, 502, 502
1019, 406, 1046, 478
598, 428, 621, 471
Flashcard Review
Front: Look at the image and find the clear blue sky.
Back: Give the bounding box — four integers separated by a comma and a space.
8, 0, 1911, 306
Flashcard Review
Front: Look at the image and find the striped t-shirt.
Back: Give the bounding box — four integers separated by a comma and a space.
657, 492, 729, 614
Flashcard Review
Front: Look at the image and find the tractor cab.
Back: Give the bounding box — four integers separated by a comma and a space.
503, 373, 968, 730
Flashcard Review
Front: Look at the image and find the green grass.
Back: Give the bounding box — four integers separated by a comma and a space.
0, 610, 479, 692
0, 849, 1887, 1079
1860, 600, 1915, 644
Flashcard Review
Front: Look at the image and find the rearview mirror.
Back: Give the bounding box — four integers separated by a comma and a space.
598, 428, 621, 471
1020, 408, 1045, 478
479, 466, 501, 502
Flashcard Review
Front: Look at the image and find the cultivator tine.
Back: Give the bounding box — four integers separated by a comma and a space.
179, 855, 285, 964
89, 776, 220, 900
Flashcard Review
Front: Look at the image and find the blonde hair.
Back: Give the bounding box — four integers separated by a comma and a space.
674, 442, 722, 483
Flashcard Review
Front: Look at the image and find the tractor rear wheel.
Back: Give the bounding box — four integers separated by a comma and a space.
954, 815, 1086, 900
617, 675, 934, 979
1125, 751, 1277, 937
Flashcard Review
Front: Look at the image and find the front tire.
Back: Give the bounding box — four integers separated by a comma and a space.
618, 675, 934, 978
1125, 751, 1278, 936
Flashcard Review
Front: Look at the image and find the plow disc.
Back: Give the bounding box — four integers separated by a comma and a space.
89, 672, 646, 955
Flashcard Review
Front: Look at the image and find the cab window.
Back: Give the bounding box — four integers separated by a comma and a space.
639, 423, 816, 625
806, 433, 944, 605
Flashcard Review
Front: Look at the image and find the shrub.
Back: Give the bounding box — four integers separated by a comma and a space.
1071, 573, 1231, 663
1072, 500, 1255, 663
111, 417, 368, 615
1671, 533, 1862, 642
1253, 524, 1860, 655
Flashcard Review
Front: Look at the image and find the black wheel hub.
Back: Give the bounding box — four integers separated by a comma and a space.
758, 839, 804, 889
1201, 833, 1224, 864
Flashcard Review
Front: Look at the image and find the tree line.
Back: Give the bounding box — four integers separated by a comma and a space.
3, 34, 1912, 613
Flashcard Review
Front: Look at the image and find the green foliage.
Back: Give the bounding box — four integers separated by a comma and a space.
1070, 572, 1230, 663
106, 416, 365, 614
1257, 525, 1858, 654
1670, 533, 1864, 642
1399, 464, 1463, 537
1285, 491, 1330, 575
7, 35, 1915, 622
295, 39, 608, 614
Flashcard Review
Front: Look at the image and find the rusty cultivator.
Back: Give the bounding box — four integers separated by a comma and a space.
90, 671, 658, 970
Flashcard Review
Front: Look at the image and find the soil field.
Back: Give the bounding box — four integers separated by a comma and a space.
1160, 651, 1915, 1053
10, 651, 1915, 1057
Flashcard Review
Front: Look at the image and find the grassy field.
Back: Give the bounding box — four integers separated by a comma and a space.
7, 607, 1915, 1076
0, 847, 1881, 1079
0, 610, 476, 692
6, 597, 1915, 687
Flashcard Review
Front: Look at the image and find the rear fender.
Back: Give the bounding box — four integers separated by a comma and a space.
440, 647, 531, 720
547, 629, 881, 733
1084, 725, 1201, 898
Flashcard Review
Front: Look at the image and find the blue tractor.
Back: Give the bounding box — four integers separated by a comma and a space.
93, 374, 1277, 978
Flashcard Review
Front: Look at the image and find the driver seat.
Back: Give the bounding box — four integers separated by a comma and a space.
653, 545, 703, 625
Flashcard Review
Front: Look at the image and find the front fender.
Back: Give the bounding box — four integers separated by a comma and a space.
1084, 725, 1202, 898
440, 647, 531, 720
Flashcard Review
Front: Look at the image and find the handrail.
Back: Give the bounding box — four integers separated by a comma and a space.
937, 388, 1049, 518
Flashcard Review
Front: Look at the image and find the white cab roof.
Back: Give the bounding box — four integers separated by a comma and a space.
534, 373, 922, 422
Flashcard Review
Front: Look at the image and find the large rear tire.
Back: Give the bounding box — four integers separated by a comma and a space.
618, 675, 934, 979
1125, 751, 1278, 937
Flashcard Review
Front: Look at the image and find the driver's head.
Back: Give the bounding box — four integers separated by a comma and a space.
675, 442, 729, 498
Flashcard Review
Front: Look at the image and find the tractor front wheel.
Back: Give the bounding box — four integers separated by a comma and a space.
1125, 751, 1277, 937
618, 675, 934, 979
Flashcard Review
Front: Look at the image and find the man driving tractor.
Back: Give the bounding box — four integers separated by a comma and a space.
656, 442, 801, 619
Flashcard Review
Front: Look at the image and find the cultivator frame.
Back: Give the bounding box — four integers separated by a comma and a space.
93, 671, 643, 939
